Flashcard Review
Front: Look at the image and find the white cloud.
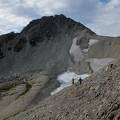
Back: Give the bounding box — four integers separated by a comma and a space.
0, 0, 120, 36
87, 0, 120, 36
0, 0, 68, 34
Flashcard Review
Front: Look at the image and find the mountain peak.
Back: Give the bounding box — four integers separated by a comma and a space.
0, 14, 95, 76
20, 14, 94, 46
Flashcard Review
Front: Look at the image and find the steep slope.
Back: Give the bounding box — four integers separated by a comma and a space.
67, 34, 120, 73
0, 14, 120, 77
88, 35, 120, 58
0, 70, 58, 120
0, 14, 94, 77
8, 59, 120, 120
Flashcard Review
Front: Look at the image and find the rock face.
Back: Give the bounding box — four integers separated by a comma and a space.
0, 14, 120, 77
0, 14, 94, 77
0, 32, 19, 58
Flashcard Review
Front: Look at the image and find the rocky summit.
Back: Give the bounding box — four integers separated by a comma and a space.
0, 14, 94, 77
0, 15, 120, 120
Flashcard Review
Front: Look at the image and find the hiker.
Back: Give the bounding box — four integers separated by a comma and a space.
105, 66, 109, 71
110, 64, 113, 69
72, 78, 75, 85
78, 77, 82, 84
106, 63, 114, 71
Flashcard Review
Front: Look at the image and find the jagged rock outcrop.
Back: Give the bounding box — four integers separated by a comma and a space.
0, 32, 19, 58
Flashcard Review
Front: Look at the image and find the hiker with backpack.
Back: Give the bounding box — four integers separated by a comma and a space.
78, 77, 82, 84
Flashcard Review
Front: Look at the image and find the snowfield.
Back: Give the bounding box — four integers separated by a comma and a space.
88, 58, 114, 72
51, 71, 90, 95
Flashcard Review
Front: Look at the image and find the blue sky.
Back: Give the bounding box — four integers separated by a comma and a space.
0, 0, 120, 36
100, 0, 109, 3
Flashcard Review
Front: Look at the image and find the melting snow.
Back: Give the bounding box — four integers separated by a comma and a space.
89, 39, 99, 46
69, 38, 84, 62
51, 71, 90, 95
82, 49, 88, 53
88, 58, 115, 72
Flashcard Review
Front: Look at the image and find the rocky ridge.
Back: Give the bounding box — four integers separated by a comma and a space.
0, 14, 94, 77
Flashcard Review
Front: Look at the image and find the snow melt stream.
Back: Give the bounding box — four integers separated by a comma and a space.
51, 71, 90, 95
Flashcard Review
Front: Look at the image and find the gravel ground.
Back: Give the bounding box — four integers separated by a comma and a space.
6, 59, 120, 120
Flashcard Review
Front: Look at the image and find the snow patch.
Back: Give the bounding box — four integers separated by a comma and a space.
69, 38, 84, 62
89, 39, 99, 46
82, 49, 88, 53
51, 71, 90, 95
88, 58, 115, 72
